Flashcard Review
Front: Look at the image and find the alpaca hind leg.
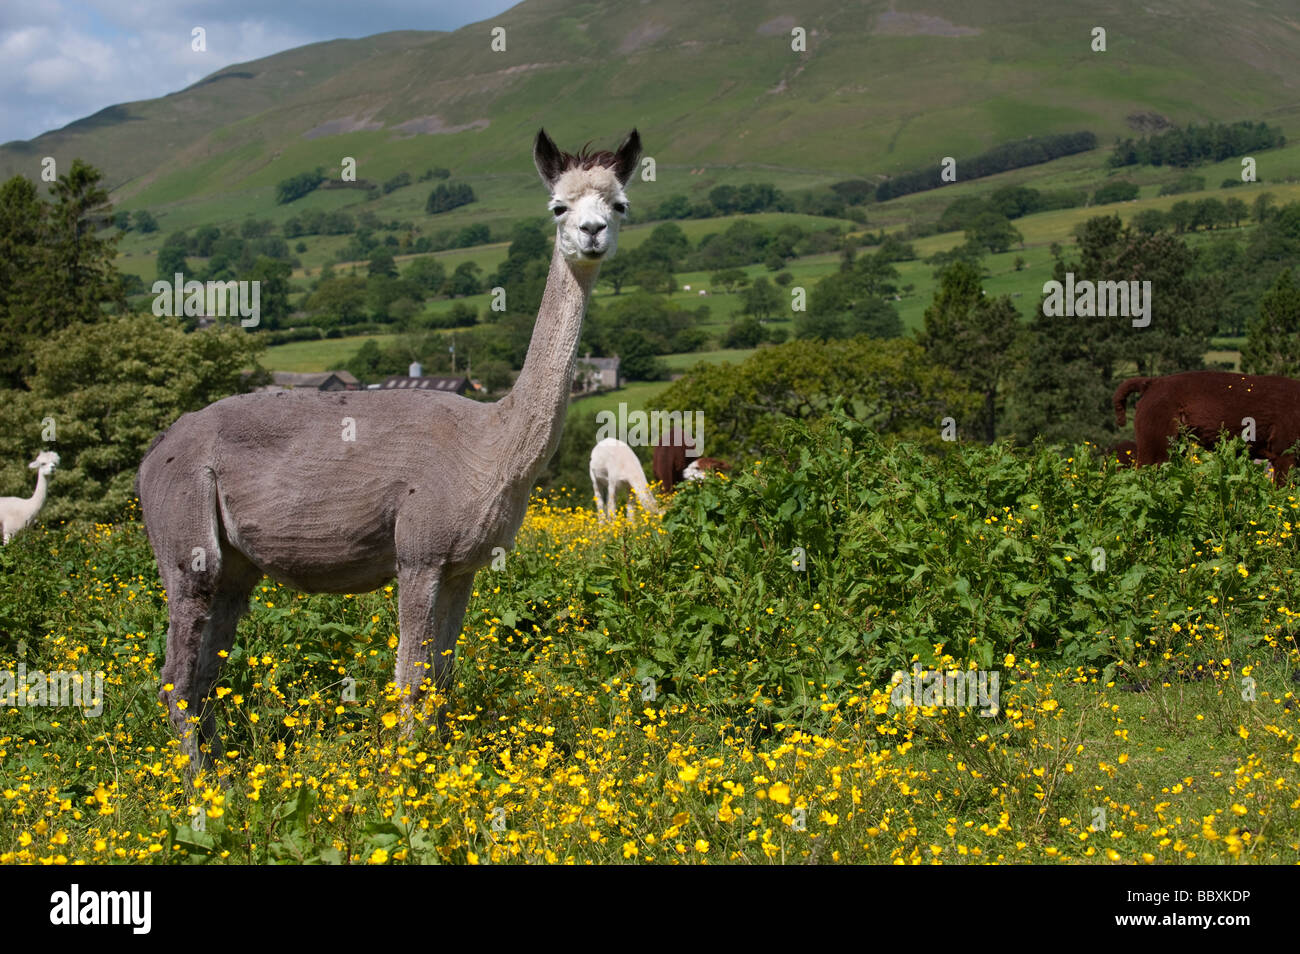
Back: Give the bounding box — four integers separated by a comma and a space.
590, 466, 606, 520
192, 552, 260, 767
152, 466, 227, 773
159, 588, 215, 771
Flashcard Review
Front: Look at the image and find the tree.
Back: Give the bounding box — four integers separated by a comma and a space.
657, 337, 977, 459
248, 257, 292, 330
842, 297, 902, 339
799, 249, 899, 341
654, 194, 691, 219
0, 176, 54, 387
0, 163, 126, 388
966, 213, 1023, 253
588, 293, 705, 355
476, 359, 514, 393
402, 257, 446, 296
639, 222, 690, 270
1224, 197, 1249, 228
275, 168, 325, 204
1242, 270, 1300, 377
632, 263, 674, 295
709, 185, 739, 214
1167, 201, 1194, 234
426, 182, 476, 215
599, 254, 634, 295
305, 276, 367, 327
0, 314, 262, 521
454, 223, 490, 247
1254, 192, 1276, 224
711, 268, 747, 294
445, 261, 483, 298
366, 275, 422, 323
47, 159, 125, 316
917, 260, 1021, 443
1093, 181, 1140, 204
1192, 198, 1227, 231
619, 329, 668, 381
1130, 209, 1167, 235
1007, 215, 1218, 446
368, 248, 398, 278
741, 277, 781, 320
723, 317, 765, 349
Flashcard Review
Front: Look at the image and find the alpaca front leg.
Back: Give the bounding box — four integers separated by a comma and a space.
395, 567, 440, 730
430, 573, 474, 703
395, 569, 475, 733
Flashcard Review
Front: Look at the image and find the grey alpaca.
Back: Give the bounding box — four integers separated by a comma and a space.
138, 129, 641, 769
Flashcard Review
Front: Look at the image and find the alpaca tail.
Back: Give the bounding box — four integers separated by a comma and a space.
1113, 376, 1154, 428
134, 431, 167, 499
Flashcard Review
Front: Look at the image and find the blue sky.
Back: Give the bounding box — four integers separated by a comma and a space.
0, 0, 517, 144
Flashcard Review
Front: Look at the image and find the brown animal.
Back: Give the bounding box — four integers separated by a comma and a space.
1113, 371, 1300, 484
653, 427, 698, 492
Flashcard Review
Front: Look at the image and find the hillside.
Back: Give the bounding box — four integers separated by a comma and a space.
5, 0, 1300, 233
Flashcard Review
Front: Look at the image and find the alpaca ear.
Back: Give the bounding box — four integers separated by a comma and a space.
613, 129, 641, 188
534, 128, 565, 190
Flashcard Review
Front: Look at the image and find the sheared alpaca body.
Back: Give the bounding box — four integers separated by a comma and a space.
589, 437, 658, 519
0, 451, 59, 544
138, 129, 641, 770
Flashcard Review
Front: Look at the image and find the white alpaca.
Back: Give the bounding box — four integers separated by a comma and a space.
683, 457, 730, 481
1, 451, 59, 544
590, 438, 659, 520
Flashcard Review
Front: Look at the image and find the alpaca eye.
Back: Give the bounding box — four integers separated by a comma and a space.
551, 205, 567, 216
612, 202, 627, 214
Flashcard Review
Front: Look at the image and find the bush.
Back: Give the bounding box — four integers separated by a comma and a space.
0, 315, 263, 523
1093, 181, 1140, 204
276, 168, 326, 205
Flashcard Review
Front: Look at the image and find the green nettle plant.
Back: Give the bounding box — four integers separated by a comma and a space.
499, 410, 1287, 727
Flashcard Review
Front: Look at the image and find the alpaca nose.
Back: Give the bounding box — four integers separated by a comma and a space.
579, 220, 605, 237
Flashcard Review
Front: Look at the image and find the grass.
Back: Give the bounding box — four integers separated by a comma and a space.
262, 334, 398, 373
2, 429, 1298, 864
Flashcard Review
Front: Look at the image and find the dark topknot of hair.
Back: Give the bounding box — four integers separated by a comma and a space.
559, 142, 620, 172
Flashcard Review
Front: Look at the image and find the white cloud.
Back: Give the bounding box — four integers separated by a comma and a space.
0, 0, 515, 143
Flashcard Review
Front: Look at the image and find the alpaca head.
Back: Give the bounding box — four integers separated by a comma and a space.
29, 451, 59, 476
534, 128, 641, 265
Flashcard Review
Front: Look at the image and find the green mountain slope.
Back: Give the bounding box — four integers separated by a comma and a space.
4, 0, 1300, 222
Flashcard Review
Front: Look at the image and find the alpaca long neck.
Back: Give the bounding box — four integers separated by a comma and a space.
626, 467, 659, 514
26, 471, 47, 523
498, 241, 599, 483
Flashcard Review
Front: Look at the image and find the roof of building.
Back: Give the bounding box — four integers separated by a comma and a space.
577, 356, 620, 371
378, 375, 469, 392
270, 370, 360, 388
